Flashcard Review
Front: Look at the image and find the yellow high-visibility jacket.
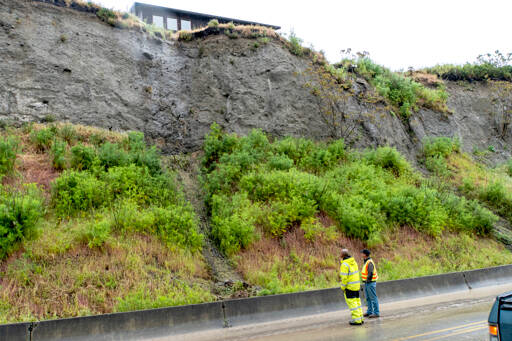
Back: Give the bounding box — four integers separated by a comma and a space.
339, 256, 361, 291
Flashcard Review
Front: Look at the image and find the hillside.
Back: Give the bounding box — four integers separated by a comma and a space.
0, 0, 512, 324
0, 122, 510, 323
1, 0, 512, 163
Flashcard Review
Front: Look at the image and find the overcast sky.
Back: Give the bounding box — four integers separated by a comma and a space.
96, 0, 511, 70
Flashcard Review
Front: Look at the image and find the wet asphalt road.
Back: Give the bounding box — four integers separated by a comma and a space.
249, 300, 491, 341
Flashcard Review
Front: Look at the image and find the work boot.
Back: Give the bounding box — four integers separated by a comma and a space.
369, 314, 380, 318
363, 313, 370, 317
349, 321, 364, 326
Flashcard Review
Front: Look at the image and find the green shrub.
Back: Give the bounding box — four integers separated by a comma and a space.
98, 142, 129, 170
111, 201, 202, 250
478, 182, 512, 220
152, 205, 202, 251
322, 192, 383, 240
178, 31, 193, 41
268, 155, 294, 170
52, 170, 106, 217
96, 8, 117, 25
423, 137, 460, 158
211, 193, 257, 255
381, 186, 448, 236
441, 194, 497, 235
84, 219, 111, 248
202, 127, 497, 256
58, 124, 77, 144
258, 197, 317, 237
89, 132, 107, 147
129, 145, 161, 175
301, 147, 338, 173
102, 165, 179, 207
365, 146, 411, 177
300, 217, 334, 242
288, 32, 303, 56
424, 63, 512, 82
355, 58, 448, 117
70, 144, 97, 171
240, 169, 324, 203
0, 136, 19, 176
202, 123, 239, 171
42, 114, 56, 123
125, 131, 145, 150
111, 199, 154, 231
102, 165, 151, 203
124, 132, 161, 175
50, 139, 67, 171
0, 185, 44, 259
208, 19, 219, 28
507, 159, 512, 177
22, 122, 34, 134
30, 128, 55, 152
204, 163, 242, 200
425, 155, 449, 176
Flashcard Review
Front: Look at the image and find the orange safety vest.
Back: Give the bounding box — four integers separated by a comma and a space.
361, 258, 378, 282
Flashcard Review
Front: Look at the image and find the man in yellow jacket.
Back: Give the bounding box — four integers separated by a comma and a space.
340, 249, 364, 325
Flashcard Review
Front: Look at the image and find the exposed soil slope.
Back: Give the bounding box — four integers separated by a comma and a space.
1, 1, 511, 164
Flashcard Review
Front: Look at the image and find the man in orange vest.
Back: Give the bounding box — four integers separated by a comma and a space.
361, 249, 380, 318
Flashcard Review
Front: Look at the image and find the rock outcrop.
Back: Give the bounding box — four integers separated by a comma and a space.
1, 0, 510, 163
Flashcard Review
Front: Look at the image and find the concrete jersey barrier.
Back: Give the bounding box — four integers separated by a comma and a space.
376, 271, 468, 303
0, 322, 30, 341
2, 264, 511, 340
223, 287, 346, 326
27, 301, 224, 341
463, 264, 512, 289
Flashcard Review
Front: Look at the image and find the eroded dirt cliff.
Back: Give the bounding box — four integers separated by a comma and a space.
1, 0, 510, 163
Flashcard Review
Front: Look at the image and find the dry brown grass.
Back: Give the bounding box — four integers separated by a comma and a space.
15, 153, 58, 191
409, 71, 444, 88
31, 123, 127, 145
236, 220, 467, 292
180, 23, 279, 39
42, 0, 144, 30
1, 123, 126, 192
236, 211, 370, 292
0, 219, 211, 323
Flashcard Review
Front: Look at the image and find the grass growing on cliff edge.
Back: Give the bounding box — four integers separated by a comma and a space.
201, 124, 508, 294
337, 57, 449, 118
423, 50, 512, 82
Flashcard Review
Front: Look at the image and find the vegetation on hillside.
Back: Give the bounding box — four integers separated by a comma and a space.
0, 121, 511, 321
423, 50, 512, 82
0, 123, 211, 323
201, 124, 511, 294
326, 50, 449, 119
423, 137, 512, 227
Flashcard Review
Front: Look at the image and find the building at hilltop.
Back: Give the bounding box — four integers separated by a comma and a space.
129, 2, 280, 32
